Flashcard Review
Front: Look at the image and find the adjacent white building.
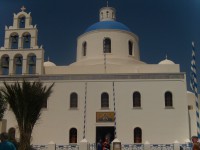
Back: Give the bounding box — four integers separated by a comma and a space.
0, 5, 198, 146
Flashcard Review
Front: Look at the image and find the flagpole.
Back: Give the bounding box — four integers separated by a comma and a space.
190, 41, 200, 138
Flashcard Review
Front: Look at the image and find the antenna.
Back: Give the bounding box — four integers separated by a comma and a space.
107, 1, 109, 7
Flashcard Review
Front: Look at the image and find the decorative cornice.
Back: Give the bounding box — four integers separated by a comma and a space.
0, 73, 185, 82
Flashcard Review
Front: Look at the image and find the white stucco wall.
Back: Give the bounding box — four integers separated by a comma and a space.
3, 75, 190, 145
76, 30, 140, 62
187, 91, 200, 138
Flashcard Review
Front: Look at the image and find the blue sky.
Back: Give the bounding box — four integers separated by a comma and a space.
0, 0, 200, 91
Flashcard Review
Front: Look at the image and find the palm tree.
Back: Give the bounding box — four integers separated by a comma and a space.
0, 92, 7, 120
0, 80, 54, 150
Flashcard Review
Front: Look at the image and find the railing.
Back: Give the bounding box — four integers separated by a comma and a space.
32, 143, 192, 150
90, 143, 144, 150
32, 145, 48, 150
122, 144, 144, 150
56, 145, 79, 150
121, 144, 192, 150
150, 144, 174, 150
180, 144, 192, 150
89, 143, 96, 150
32, 145, 79, 150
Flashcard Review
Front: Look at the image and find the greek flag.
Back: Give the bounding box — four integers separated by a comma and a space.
190, 42, 200, 138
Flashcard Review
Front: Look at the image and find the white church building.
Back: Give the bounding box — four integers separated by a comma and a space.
0, 5, 198, 148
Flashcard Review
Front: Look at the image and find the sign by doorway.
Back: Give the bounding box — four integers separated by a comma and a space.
96, 112, 115, 122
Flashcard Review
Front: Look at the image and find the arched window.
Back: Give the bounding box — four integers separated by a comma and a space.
1, 55, 9, 75
70, 93, 78, 108
14, 55, 23, 75
101, 92, 109, 108
27, 54, 36, 74
82, 42, 87, 56
165, 92, 173, 107
129, 41, 133, 55
103, 38, 111, 53
133, 92, 141, 107
22, 33, 31, 49
134, 127, 142, 143
10, 34, 19, 49
106, 11, 109, 18
19, 16, 25, 28
69, 128, 77, 143
101, 12, 103, 19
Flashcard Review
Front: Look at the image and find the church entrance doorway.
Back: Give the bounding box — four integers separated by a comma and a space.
96, 126, 114, 144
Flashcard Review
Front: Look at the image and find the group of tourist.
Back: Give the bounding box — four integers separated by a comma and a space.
97, 137, 110, 150
0, 132, 17, 150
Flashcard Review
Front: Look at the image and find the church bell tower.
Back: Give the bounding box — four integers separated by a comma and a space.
0, 6, 44, 75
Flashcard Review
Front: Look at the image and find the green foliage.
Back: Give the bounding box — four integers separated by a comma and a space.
0, 80, 54, 150
0, 92, 7, 120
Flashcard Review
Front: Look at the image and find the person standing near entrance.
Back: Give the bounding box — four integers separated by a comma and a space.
0, 132, 16, 150
191, 136, 200, 150
103, 137, 110, 150
97, 139, 102, 150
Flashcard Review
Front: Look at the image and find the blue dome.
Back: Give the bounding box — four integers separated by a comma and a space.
85, 21, 131, 33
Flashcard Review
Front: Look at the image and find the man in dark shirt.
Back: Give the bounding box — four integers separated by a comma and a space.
0, 132, 16, 150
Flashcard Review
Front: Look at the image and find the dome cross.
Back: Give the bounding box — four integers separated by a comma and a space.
21, 6, 26, 11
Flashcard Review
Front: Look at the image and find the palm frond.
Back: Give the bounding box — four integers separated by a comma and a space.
0, 79, 54, 149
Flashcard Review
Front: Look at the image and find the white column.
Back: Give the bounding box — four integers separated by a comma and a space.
79, 139, 89, 150
144, 141, 150, 150
9, 59, 14, 75
47, 141, 56, 150
22, 58, 27, 75
13, 17, 18, 28
111, 138, 121, 150
18, 37, 22, 49
25, 18, 29, 28
173, 141, 180, 150
35, 50, 44, 75
4, 37, 10, 49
